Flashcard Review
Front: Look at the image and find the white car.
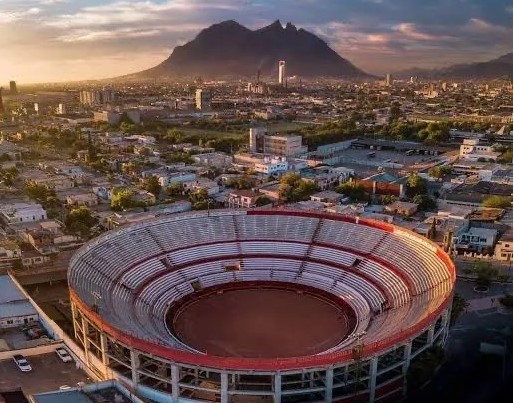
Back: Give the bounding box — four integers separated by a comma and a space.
56, 347, 73, 363
13, 354, 32, 372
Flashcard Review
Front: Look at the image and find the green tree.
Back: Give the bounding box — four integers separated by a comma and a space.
473, 261, 499, 287
188, 188, 214, 210
166, 183, 183, 197
428, 165, 452, 179
335, 181, 369, 202
111, 189, 135, 211
481, 195, 512, 209
65, 206, 98, 238
450, 293, 469, 326
143, 176, 161, 197
255, 196, 272, 207
379, 194, 398, 205
412, 194, 437, 211
498, 148, 512, 164
278, 173, 317, 202
405, 174, 427, 198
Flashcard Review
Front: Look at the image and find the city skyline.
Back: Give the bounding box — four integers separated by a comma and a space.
0, 0, 512, 83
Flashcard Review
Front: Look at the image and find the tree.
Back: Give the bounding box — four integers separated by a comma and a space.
188, 188, 213, 210
389, 102, 402, 122
379, 195, 398, 205
473, 261, 499, 287
166, 183, 183, 197
111, 189, 135, 211
255, 196, 272, 207
143, 176, 161, 197
412, 194, 437, 211
65, 206, 98, 238
336, 181, 369, 202
481, 195, 512, 209
450, 293, 469, 326
428, 165, 452, 179
498, 148, 512, 164
405, 174, 427, 198
278, 173, 317, 203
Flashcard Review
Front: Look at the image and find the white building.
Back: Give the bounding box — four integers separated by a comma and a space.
0, 203, 47, 224
278, 61, 286, 85
254, 156, 289, 175
0, 275, 38, 328
459, 139, 501, 162
192, 152, 233, 168
158, 172, 197, 188
454, 226, 498, 252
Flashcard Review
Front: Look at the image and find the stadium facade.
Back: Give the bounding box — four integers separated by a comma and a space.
69, 209, 455, 402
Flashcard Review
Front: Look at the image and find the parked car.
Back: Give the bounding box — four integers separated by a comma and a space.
13, 355, 32, 372
56, 347, 73, 363
59, 385, 72, 391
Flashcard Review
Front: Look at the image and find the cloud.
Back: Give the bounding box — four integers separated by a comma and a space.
0, 7, 40, 23
0, 0, 511, 82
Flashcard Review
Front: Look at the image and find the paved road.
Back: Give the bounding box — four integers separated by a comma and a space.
406, 279, 513, 403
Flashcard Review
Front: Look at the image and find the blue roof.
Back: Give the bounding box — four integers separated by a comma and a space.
0, 275, 27, 304
0, 275, 36, 319
0, 300, 36, 319
32, 391, 94, 403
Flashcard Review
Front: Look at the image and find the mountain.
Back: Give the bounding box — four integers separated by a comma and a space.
396, 53, 513, 80
127, 20, 369, 80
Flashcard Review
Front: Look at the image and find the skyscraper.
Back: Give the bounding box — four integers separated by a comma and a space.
195, 89, 211, 111
0, 88, 4, 114
278, 61, 286, 85
385, 74, 392, 87
9, 81, 17, 95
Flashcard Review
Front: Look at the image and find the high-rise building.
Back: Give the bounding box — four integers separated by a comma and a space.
57, 103, 66, 115
79, 89, 116, 106
9, 81, 17, 95
0, 88, 4, 114
385, 74, 392, 87
249, 127, 306, 157
195, 89, 212, 111
278, 61, 286, 85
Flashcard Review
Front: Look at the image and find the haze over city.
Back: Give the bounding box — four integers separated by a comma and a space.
0, 0, 512, 83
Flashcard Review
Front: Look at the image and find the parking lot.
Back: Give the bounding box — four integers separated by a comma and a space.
0, 352, 90, 396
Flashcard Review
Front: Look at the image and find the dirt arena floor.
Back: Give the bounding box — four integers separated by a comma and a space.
170, 286, 355, 358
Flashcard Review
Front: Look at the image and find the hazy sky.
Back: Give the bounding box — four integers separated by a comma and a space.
1, 0, 512, 83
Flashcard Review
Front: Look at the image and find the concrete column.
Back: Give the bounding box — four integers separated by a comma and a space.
274, 373, 282, 403
427, 324, 435, 345
402, 342, 412, 375
402, 342, 412, 396
324, 368, 333, 403
368, 357, 378, 403
81, 316, 89, 366
130, 349, 139, 385
171, 365, 179, 402
220, 372, 229, 403
100, 334, 109, 366
71, 302, 79, 341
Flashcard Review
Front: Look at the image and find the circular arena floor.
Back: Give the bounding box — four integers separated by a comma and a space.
168, 284, 355, 358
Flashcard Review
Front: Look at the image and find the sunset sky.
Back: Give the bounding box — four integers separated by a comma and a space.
0, 0, 512, 84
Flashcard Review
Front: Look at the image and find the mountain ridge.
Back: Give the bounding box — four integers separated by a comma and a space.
395, 53, 513, 80
126, 20, 370, 80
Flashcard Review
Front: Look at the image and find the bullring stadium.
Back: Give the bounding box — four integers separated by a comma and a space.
68, 209, 456, 403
